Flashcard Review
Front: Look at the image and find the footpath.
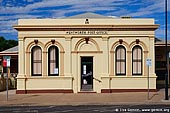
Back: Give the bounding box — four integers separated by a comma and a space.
0, 89, 170, 106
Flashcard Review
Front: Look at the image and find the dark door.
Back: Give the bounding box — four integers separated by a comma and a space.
81, 57, 93, 91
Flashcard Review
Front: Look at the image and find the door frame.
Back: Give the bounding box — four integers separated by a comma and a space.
80, 56, 93, 91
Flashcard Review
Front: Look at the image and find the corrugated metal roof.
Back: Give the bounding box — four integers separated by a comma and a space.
155, 38, 170, 46
0, 46, 18, 53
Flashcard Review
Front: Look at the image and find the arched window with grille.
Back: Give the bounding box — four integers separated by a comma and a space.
31, 46, 42, 76
132, 46, 142, 75
48, 46, 59, 76
115, 46, 126, 75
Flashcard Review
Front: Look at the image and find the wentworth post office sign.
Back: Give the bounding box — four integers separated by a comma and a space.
66, 30, 108, 35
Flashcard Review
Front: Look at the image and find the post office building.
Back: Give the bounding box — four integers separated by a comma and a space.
13, 13, 159, 94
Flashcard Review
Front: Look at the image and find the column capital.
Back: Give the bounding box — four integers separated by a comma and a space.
18, 35, 25, 40
127, 51, 132, 53
18, 38, 24, 41
26, 52, 31, 54
102, 35, 109, 41
144, 51, 149, 53
149, 36, 155, 39
43, 51, 48, 53
65, 36, 72, 41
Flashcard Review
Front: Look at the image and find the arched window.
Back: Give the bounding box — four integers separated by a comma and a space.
132, 46, 142, 75
48, 46, 59, 76
31, 46, 42, 76
115, 46, 126, 75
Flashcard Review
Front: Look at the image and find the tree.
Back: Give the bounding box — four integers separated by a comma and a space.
0, 36, 18, 52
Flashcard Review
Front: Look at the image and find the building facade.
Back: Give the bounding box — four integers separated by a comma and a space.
155, 40, 170, 88
14, 13, 159, 94
0, 46, 18, 74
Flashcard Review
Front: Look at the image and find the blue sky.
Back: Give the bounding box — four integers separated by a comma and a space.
0, 0, 169, 40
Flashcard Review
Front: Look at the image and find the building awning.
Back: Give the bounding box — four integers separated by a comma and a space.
0, 46, 18, 59
155, 39, 170, 46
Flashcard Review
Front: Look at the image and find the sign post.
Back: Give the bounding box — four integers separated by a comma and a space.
3, 56, 11, 101
146, 58, 152, 100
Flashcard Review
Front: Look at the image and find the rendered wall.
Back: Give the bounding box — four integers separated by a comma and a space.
14, 17, 158, 93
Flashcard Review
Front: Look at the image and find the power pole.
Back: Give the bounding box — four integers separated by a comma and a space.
165, 0, 169, 100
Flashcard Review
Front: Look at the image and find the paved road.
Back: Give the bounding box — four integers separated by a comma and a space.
0, 105, 170, 113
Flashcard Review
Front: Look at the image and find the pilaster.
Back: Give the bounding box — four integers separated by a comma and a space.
72, 52, 78, 93
110, 51, 114, 75
17, 37, 26, 91
144, 51, 148, 76
25, 52, 30, 77
127, 51, 132, 76
102, 36, 109, 76
18, 38, 25, 77
149, 36, 155, 76
43, 51, 48, 76
60, 51, 65, 76
64, 36, 72, 76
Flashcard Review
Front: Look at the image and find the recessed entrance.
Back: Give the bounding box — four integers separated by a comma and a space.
81, 57, 93, 91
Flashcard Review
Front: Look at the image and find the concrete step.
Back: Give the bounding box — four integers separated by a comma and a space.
81, 85, 93, 91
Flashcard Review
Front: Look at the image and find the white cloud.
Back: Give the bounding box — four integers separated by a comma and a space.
0, 14, 41, 22
0, 0, 169, 40
0, 19, 17, 25
0, 19, 18, 34
0, 0, 138, 15
128, 0, 169, 17
26, 0, 34, 2
156, 25, 170, 39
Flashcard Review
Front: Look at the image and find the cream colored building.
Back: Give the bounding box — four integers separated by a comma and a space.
13, 13, 159, 94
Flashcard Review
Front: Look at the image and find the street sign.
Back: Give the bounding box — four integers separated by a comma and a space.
2, 56, 11, 101
7, 59, 10, 67
3, 59, 7, 67
146, 58, 152, 100
146, 58, 152, 66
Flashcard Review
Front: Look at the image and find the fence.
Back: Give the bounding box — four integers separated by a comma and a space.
0, 73, 17, 91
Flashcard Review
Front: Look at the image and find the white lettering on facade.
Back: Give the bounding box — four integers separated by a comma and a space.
66, 31, 108, 35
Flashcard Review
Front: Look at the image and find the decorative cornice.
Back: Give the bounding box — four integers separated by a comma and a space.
13, 24, 159, 31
